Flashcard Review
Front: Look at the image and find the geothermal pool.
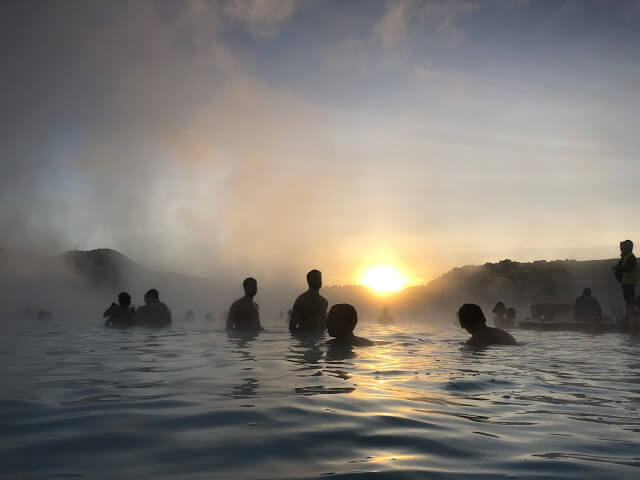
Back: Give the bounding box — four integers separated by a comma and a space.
1, 320, 639, 479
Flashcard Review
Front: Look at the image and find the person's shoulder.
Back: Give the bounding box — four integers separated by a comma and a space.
294, 292, 309, 303
489, 327, 517, 345
353, 336, 374, 347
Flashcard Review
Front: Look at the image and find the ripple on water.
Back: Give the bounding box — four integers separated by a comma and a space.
0, 324, 639, 479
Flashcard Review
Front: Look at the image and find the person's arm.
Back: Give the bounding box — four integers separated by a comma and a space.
320, 297, 328, 327
165, 306, 172, 326
226, 304, 235, 331
289, 298, 301, 332
103, 303, 116, 318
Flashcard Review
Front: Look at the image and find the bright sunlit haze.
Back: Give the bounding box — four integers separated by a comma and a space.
359, 265, 408, 294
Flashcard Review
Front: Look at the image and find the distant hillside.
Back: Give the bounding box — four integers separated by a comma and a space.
391, 258, 624, 320
0, 248, 626, 324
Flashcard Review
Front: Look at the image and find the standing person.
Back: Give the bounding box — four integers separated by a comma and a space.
492, 302, 507, 328
504, 307, 517, 328
289, 269, 328, 332
613, 240, 637, 322
573, 287, 602, 328
226, 277, 262, 331
104, 291, 135, 327
136, 289, 172, 327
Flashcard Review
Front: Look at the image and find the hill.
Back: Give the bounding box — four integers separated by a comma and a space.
0, 249, 625, 324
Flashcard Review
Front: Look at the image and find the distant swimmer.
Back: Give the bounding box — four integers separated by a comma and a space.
104, 291, 135, 327
184, 309, 195, 322
458, 303, 517, 347
377, 306, 395, 325
327, 303, 373, 347
226, 277, 262, 331
136, 289, 172, 327
492, 302, 507, 328
289, 269, 328, 332
613, 240, 637, 322
504, 307, 516, 328
573, 288, 602, 327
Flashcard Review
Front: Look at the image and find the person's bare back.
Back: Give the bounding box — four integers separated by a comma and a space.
289, 269, 328, 332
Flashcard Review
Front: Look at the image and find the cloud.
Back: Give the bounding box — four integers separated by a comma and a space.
222, 0, 297, 37
373, 0, 480, 50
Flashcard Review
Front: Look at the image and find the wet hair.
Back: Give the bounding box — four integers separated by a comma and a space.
458, 303, 487, 329
505, 307, 516, 319
327, 303, 357, 338
306, 269, 321, 283
118, 291, 131, 307
583, 287, 592, 296
243, 277, 257, 289
492, 302, 506, 314
145, 289, 159, 301
621, 240, 633, 250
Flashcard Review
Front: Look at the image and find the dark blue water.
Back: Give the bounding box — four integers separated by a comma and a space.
1, 320, 639, 479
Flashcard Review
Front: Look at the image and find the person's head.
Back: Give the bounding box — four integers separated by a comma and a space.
583, 287, 592, 296
118, 291, 131, 307
620, 240, 634, 254
306, 269, 322, 290
243, 277, 257, 297
458, 303, 487, 334
327, 303, 357, 338
492, 302, 506, 314
144, 288, 159, 305
505, 307, 516, 320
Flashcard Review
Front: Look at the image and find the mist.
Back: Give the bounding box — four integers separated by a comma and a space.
2, 1, 640, 288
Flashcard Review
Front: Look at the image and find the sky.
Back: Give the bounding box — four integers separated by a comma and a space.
1, 0, 640, 286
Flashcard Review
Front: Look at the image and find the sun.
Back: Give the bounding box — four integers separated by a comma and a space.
360, 265, 407, 294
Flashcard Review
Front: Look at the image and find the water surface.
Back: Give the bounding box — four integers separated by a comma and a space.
1, 320, 639, 479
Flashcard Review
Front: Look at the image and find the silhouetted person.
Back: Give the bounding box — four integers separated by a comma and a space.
184, 309, 195, 322
327, 303, 373, 346
226, 277, 262, 331
136, 289, 172, 327
504, 307, 516, 328
377, 306, 394, 325
613, 239, 638, 321
104, 291, 135, 327
458, 303, 517, 347
573, 288, 602, 327
492, 301, 508, 328
205, 312, 213, 322
289, 269, 328, 332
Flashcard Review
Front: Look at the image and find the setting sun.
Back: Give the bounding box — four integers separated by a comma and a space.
360, 265, 407, 294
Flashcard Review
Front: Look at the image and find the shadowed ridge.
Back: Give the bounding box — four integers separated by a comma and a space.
59, 248, 148, 289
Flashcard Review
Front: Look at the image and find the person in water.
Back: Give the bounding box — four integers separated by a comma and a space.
613, 239, 637, 321
104, 291, 135, 327
136, 289, 172, 327
226, 277, 262, 331
289, 269, 328, 332
573, 287, 602, 327
458, 303, 517, 347
378, 306, 394, 324
504, 307, 516, 328
327, 303, 373, 346
492, 302, 507, 328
